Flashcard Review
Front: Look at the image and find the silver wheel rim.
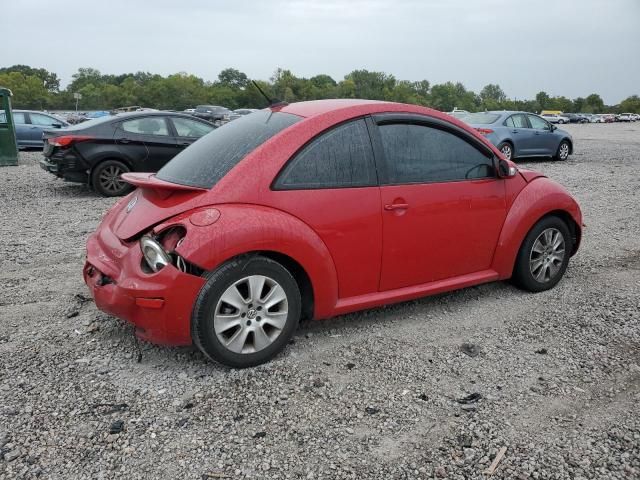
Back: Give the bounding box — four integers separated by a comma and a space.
529, 228, 566, 283
559, 143, 569, 159
214, 275, 288, 354
99, 165, 126, 193
501, 144, 512, 159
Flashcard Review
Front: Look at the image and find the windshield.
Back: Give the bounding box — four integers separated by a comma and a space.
157, 110, 301, 188
462, 112, 501, 124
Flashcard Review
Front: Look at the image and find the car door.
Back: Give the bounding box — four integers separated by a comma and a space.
505, 113, 537, 157
372, 115, 507, 290
11, 112, 29, 147
116, 116, 177, 171
168, 116, 215, 152
270, 118, 383, 299
527, 114, 557, 155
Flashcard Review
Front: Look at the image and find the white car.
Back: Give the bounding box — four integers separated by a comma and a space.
631, 113, 640, 121
590, 114, 605, 123
540, 113, 570, 124
617, 113, 633, 122
448, 108, 469, 119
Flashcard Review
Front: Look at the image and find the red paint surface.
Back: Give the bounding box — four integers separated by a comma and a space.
84, 99, 582, 346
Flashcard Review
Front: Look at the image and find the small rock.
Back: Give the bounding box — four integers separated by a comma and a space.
435, 465, 447, 477
535, 348, 548, 354
312, 378, 324, 388
4, 450, 20, 462
66, 310, 79, 319
109, 420, 125, 434
460, 343, 481, 357
345, 363, 356, 370
457, 393, 482, 404
365, 407, 379, 415
254, 431, 267, 439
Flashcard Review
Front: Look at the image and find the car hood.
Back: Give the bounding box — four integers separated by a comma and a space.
518, 168, 546, 183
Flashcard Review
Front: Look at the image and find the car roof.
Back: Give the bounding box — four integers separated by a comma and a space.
275, 99, 390, 118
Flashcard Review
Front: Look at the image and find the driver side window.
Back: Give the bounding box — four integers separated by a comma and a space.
378, 123, 495, 184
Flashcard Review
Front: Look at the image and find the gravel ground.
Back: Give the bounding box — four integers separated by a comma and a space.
0, 123, 639, 479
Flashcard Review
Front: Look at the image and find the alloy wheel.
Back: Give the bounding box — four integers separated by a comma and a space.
213, 275, 289, 354
529, 228, 566, 283
501, 144, 512, 160
99, 165, 126, 194
559, 143, 570, 160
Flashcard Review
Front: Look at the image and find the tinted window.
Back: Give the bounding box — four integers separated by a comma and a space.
463, 112, 501, 124
122, 117, 169, 136
171, 117, 215, 137
157, 110, 301, 188
30, 113, 61, 126
528, 114, 550, 130
275, 119, 376, 190
379, 123, 494, 184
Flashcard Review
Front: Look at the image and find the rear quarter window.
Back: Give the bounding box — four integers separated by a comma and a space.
157, 110, 301, 188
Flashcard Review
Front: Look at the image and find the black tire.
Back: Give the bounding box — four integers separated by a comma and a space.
554, 140, 571, 161
91, 159, 132, 197
191, 255, 301, 368
497, 142, 514, 160
512, 216, 573, 292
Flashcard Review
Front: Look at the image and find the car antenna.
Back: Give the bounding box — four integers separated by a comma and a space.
252, 80, 288, 108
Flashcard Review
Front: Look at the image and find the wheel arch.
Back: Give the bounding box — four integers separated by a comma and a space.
174, 204, 338, 320
498, 139, 515, 158
492, 178, 583, 278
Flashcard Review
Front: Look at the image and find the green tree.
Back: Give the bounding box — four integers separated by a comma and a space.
218, 68, 249, 89
0, 65, 60, 92
585, 93, 605, 113
343, 70, 396, 100
619, 95, 640, 113
0, 72, 51, 109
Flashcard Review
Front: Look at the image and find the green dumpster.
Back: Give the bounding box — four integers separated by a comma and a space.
0, 87, 19, 166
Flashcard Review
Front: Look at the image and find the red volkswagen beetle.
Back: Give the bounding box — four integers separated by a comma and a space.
84, 100, 582, 367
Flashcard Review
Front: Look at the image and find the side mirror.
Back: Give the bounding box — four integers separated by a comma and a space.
498, 159, 517, 178
550, 124, 557, 131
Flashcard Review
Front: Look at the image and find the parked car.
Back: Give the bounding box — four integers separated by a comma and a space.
631, 113, 640, 121
83, 100, 583, 368
183, 108, 196, 114
39, 112, 215, 196
617, 113, 633, 122
191, 105, 231, 125
563, 113, 589, 124
447, 108, 469, 119
463, 111, 573, 161
540, 113, 569, 124
229, 108, 259, 121
602, 114, 616, 123
0, 110, 69, 149
590, 114, 605, 123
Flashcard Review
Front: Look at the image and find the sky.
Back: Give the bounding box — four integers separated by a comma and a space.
3, 0, 639, 104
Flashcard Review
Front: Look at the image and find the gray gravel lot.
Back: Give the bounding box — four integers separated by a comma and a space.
0, 123, 639, 479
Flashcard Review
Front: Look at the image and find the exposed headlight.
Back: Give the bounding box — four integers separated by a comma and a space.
140, 236, 171, 273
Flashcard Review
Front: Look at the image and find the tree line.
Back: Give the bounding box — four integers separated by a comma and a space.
1, 64, 639, 114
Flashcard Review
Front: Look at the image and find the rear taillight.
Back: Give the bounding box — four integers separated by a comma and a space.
47, 135, 93, 148
475, 128, 494, 135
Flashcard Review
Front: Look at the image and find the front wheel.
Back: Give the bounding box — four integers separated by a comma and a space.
497, 142, 513, 160
512, 216, 573, 292
192, 255, 301, 368
91, 160, 132, 197
554, 140, 571, 161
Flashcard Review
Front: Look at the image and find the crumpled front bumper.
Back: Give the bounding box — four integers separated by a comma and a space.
83, 226, 205, 346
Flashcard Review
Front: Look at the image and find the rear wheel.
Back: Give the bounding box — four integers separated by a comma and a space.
192, 255, 301, 368
497, 142, 513, 160
554, 140, 570, 161
91, 160, 132, 197
512, 216, 572, 292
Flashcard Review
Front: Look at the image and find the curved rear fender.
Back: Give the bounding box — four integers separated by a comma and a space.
492, 178, 583, 278
172, 204, 339, 319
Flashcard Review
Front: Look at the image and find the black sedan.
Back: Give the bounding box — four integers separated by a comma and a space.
40, 112, 215, 196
